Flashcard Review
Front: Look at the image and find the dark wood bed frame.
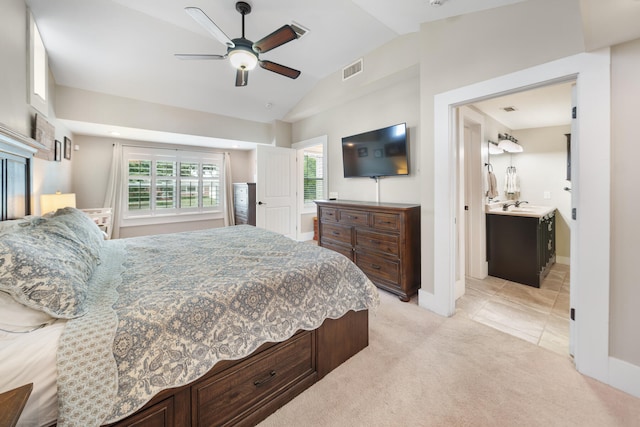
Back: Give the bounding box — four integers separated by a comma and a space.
0, 125, 370, 427
104, 309, 369, 427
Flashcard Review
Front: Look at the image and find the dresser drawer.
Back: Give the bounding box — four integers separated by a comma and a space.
320, 240, 354, 261
320, 222, 352, 246
338, 209, 368, 226
320, 207, 338, 222
234, 185, 248, 196
355, 251, 399, 285
194, 331, 315, 427
372, 212, 400, 231
355, 229, 399, 257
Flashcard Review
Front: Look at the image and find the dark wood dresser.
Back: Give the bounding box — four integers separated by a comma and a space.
315, 200, 421, 301
233, 183, 256, 226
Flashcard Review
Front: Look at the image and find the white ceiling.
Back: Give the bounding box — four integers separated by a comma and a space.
24, 0, 640, 146
471, 81, 574, 131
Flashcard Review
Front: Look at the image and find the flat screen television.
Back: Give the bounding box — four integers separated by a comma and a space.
341, 123, 409, 178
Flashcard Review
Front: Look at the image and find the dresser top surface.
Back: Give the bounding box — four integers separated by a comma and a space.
315, 200, 420, 210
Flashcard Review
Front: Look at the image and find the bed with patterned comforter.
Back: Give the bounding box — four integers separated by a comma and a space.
1, 209, 378, 426
48, 223, 379, 426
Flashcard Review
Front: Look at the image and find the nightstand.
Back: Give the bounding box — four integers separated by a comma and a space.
81, 207, 113, 239
0, 383, 33, 427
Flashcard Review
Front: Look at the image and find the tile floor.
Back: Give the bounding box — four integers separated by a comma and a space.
456, 263, 571, 357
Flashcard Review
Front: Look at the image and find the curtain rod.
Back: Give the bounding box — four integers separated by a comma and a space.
112, 142, 231, 155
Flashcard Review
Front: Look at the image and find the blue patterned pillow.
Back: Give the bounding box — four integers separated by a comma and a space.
0, 218, 98, 318
48, 207, 104, 262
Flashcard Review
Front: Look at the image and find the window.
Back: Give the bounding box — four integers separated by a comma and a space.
122, 146, 223, 225
29, 12, 48, 115
303, 149, 324, 205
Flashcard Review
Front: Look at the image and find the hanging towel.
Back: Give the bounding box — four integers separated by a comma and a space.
487, 170, 498, 199
504, 167, 520, 198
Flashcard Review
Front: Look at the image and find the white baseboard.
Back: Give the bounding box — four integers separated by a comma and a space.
609, 357, 640, 398
556, 256, 570, 265
418, 289, 452, 317
298, 231, 315, 242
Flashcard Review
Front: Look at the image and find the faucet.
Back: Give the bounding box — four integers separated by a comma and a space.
502, 201, 517, 211
515, 200, 529, 208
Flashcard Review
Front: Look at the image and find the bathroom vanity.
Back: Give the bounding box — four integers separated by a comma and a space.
485, 203, 556, 287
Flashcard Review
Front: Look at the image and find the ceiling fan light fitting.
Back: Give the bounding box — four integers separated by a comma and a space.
229, 48, 258, 70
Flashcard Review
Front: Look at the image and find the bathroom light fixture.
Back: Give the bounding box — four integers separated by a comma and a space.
498, 133, 523, 153
488, 140, 504, 155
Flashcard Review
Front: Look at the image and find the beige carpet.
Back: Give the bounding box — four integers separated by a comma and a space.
259, 290, 640, 427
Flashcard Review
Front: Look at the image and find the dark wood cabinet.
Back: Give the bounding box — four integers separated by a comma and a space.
233, 183, 256, 226
315, 200, 420, 301
486, 211, 556, 287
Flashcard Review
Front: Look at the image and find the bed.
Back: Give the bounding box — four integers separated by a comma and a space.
0, 208, 379, 427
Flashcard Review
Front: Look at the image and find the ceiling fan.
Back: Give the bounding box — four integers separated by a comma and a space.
176, 1, 301, 87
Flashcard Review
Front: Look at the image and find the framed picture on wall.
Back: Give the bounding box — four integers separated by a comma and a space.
54, 140, 62, 162
34, 113, 55, 161
64, 136, 72, 160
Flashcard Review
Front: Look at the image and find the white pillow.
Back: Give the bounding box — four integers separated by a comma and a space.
0, 291, 54, 333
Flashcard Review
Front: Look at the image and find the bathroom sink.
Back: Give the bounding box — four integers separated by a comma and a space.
485, 203, 555, 218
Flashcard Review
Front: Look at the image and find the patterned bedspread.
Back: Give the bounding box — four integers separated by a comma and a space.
56, 225, 379, 426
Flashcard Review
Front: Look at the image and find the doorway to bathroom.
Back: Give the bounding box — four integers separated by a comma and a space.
426, 51, 612, 383
454, 81, 575, 357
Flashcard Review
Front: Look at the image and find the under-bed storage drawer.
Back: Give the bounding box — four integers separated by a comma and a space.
193, 330, 316, 427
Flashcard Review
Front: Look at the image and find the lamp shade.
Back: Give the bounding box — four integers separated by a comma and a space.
489, 142, 504, 155
229, 48, 258, 70
497, 139, 523, 153
40, 192, 76, 215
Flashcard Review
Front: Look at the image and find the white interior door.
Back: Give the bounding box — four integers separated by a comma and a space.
455, 109, 466, 300
256, 145, 296, 239
460, 106, 487, 280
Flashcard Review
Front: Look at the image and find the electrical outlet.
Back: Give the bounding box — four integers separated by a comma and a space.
329, 192, 338, 200
543, 191, 551, 199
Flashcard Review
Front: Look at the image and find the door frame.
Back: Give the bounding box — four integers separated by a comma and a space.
421, 50, 611, 384
292, 135, 328, 241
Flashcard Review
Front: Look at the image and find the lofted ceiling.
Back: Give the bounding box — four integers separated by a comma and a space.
24, 0, 640, 146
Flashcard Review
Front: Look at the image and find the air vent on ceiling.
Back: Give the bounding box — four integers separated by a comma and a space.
502, 106, 518, 112
343, 58, 363, 81
290, 21, 309, 39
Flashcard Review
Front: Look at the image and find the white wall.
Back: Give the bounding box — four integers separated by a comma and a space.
610, 37, 640, 367
291, 70, 421, 205
0, 1, 73, 215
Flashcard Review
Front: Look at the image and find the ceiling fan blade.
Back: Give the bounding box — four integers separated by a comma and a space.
174, 54, 228, 60
185, 7, 235, 48
235, 69, 249, 87
259, 60, 301, 79
253, 25, 297, 53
